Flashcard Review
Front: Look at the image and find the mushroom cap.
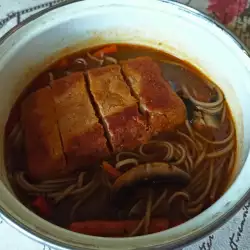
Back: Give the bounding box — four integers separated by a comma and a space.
112, 162, 190, 193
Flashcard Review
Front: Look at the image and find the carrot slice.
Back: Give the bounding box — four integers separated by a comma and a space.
32, 196, 52, 217
102, 161, 122, 178
93, 45, 118, 58
170, 219, 186, 228
70, 219, 168, 236
57, 58, 68, 68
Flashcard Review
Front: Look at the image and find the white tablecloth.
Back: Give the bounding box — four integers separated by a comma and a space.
1, 1, 250, 249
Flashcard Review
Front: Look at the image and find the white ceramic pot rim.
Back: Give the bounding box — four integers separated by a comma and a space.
1, 1, 250, 250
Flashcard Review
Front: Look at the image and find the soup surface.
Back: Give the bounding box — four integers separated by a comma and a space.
5, 44, 236, 237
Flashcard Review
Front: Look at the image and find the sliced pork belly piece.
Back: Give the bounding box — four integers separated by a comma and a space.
21, 87, 67, 181
51, 72, 109, 170
87, 65, 149, 152
121, 56, 186, 133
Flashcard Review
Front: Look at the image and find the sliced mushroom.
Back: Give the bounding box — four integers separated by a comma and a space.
193, 110, 220, 130
203, 113, 220, 129
112, 162, 190, 193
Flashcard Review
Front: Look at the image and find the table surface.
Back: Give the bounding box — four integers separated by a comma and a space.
1, 0, 250, 249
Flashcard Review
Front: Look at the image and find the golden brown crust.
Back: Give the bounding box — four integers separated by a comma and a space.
21, 87, 67, 181
88, 65, 150, 152
51, 72, 109, 169
105, 105, 149, 152
121, 56, 186, 133
88, 65, 136, 117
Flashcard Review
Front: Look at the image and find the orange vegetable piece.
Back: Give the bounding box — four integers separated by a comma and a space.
93, 45, 118, 58
57, 58, 68, 68
171, 219, 185, 228
102, 161, 122, 178
32, 196, 52, 217
70, 219, 169, 236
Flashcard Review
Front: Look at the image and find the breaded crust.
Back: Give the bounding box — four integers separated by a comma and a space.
121, 56, 186, 133
21, 87, 67, 181
51, 72, 109, 169
88, 65, 150, 152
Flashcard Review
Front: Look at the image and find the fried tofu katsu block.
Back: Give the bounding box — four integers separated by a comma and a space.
51, 72, 109, 170
87, 65, 149, 152
21, 87, 67, 181
121, 56, 186, 133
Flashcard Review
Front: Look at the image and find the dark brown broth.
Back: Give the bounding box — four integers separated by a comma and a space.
5, 44, 236, 235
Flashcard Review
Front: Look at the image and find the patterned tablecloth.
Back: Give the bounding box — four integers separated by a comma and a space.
0, 0, 250, 249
